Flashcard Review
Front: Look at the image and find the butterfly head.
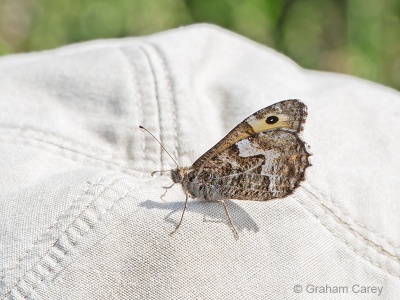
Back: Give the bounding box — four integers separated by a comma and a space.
171, 168, 182, 183
171, 167, 194, 184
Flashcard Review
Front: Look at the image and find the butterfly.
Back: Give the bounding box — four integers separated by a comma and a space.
140, 99, 311, 239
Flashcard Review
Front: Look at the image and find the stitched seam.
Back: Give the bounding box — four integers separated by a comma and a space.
139, 45, 163, 169
0, 125, 111, 157
0, 174, 109, 282
24, 183, 138, 300
1, 175, 119, 299
303, 182, 400, 251
318, 200, 400, 262
0, 134, 145, 176
1, 175, 133, 299
327, 196, 400, 249
148, 43, 179, 166
118, 47, 146, 168
0, 127, 128, 166
296, 187, 400, 278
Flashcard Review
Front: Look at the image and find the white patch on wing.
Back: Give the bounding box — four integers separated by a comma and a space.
236, 139, 256, 157
246, 115, 257, 124
236, 136, 282, 195
236, 138, 279, 160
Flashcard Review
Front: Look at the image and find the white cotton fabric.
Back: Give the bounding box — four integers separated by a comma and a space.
0, 24, 399, 299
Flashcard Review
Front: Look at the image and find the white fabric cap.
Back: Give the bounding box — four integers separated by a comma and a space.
1, 24, 399, 299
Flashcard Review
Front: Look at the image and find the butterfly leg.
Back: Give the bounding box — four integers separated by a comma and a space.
219, 200, 239, 240
170, 192, 189, 235
163, 182, 175, 189
160, 182, 175, 200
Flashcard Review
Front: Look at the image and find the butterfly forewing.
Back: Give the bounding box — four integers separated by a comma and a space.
191, 99, 308, 173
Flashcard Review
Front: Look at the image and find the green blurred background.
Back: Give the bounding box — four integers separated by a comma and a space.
0, 0, 399, 90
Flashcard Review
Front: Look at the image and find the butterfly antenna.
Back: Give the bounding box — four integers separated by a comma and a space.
139, 126, 180, 169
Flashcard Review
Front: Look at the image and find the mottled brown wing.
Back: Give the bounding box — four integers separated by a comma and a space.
192, 99, 308, 175
197, 130, 310, 201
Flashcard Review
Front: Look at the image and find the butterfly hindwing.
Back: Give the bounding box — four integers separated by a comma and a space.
193, 130, 310, 201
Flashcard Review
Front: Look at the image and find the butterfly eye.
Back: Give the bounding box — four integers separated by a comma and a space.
266, 116, 279, 124
188, 172, 195, 182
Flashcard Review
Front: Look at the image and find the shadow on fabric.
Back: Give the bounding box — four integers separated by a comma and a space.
140, 199, 259, 233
